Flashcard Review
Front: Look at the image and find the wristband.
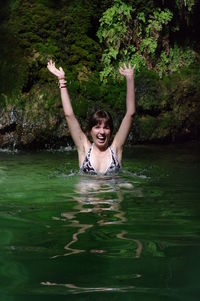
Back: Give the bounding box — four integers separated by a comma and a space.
58, 79, 66, 84
58, 79, 67, 89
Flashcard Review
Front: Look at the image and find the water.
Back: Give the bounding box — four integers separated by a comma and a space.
0, 143, 200, 301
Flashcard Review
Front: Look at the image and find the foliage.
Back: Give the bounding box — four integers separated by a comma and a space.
0, 0, 200, 145
175, 0, 195, 11
97, 0, 134, 81
3, 0, 102, 92
97, 2, 173, 80
156, 45, 196, 77
97, 0, 199, 81
139, 8, 173, 57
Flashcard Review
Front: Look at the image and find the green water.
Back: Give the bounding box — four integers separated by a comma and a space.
0, 144, 200, 301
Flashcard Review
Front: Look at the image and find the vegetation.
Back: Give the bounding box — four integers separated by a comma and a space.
0, 0, 200, 147
97, 0, 198, 80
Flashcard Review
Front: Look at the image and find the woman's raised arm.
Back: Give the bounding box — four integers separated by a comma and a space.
47, 60, 88, 152
112, 63, 136, 156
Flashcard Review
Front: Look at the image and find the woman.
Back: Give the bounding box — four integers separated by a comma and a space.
47, 60, 136, 175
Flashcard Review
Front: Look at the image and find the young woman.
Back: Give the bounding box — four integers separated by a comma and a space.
47, 60, 136, 175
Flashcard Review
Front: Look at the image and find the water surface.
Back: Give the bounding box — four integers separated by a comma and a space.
0, 144, 200, 301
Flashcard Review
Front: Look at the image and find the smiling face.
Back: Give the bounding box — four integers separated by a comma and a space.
90, 119, 111, 149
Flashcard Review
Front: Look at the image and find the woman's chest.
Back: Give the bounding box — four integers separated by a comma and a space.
90, 151, 112, 174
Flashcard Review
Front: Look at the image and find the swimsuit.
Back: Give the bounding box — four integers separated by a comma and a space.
80, 144, 121, 175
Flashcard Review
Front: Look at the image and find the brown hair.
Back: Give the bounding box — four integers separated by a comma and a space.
87, 110, 113, 135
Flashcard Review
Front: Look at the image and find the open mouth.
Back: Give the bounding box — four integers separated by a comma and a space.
97, 136, 106, 143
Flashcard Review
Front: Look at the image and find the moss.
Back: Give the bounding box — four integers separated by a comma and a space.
135, 69, 166, 114
72, 96, 89, 119
138, 115, 158, 141
0, 0, 200, 147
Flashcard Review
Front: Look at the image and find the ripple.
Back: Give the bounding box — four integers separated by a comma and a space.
115, 273, 142, 279
40, 281, 136, 293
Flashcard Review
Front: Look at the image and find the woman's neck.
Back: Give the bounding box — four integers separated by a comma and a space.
92, 143, 109, 153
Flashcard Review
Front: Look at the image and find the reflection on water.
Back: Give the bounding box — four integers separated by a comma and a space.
41, 280, 136, 293
51, 176, 143, 259
0, 144, 200, 301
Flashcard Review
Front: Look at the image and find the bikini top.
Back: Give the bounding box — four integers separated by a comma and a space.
80, 144, 121, 175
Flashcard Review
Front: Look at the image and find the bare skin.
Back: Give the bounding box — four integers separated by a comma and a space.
47, 61, 136, 173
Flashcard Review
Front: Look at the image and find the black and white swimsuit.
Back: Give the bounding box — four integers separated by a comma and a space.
80, 144, 121, 175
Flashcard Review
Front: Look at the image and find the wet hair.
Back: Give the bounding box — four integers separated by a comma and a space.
87, 110, 114, 135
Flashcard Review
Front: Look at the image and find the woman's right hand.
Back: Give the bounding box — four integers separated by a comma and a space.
47, 60, 65, 79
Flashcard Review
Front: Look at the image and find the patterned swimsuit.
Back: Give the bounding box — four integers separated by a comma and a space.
80, 144, 121, 175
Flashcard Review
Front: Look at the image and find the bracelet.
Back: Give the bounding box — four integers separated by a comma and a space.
58, 79, 67, 89
58, 79, 66, 84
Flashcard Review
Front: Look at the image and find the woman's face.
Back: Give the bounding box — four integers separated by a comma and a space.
90, 119, 111, 149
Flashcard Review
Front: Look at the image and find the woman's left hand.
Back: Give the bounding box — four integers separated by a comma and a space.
119, 63, 136, 79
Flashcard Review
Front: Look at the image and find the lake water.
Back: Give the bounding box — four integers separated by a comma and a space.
0, 143, 200, 301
